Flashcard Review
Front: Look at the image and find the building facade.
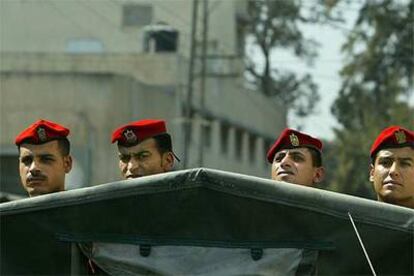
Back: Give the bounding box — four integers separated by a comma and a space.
0, 0, 286, 196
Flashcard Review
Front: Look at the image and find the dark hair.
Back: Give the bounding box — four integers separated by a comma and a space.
57, 138, 71, 156
308, 147, 322, 167
153, 133, 173, 154
371, 144, 414, 164
18, 138, 70, 156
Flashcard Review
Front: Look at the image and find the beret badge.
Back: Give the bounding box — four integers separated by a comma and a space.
123, 129, 137, 144
37, 127, 47, 142
289, 133, 300, 147
395, 130, 406, 144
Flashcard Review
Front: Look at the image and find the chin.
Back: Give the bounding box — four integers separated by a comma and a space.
380, 192, 401, 202
278, 177, 295, 183
28, 190, 43, 197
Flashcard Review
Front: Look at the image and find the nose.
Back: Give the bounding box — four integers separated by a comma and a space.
28, 160, 41, 175
127, 158, 140, 175
280, 154, 292, 169
389, 161, 400, 178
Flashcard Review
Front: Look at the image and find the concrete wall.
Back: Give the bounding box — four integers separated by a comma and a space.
0, 53, 179, 86
0, 0, 284, 195
0, 69, 179, 186
0, 53, 282, 189
0, 0, 244, 56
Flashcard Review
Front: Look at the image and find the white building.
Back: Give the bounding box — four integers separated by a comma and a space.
0, 0, 286, 196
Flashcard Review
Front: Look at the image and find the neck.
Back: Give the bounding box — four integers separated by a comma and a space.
378, 196, 414, 209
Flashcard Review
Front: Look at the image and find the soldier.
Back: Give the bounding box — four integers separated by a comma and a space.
267, 128, 325, 187
81, 119, 178, 274
111, 119, 177, 179
369, 126, 414, 208
15, 119, 72, 197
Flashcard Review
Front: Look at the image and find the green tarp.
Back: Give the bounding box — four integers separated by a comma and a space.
1, 168, 413, 275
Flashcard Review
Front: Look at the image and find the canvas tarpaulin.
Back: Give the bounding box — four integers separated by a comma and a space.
1, 168, 413, 275
81, 243, 317, 275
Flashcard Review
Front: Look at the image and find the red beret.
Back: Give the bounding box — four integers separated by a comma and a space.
370, 126, 414, 157
267, 128, 323, 163
15, 119, 70, 146
111, 119, 167, 146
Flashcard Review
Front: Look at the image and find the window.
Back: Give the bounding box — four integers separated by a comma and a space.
235, 129, 243, 160
144, 25, 179, 52
249, 134, 256, 163
220, 123, 229, 154
235, 15, 248, 56
122, 4, 153, 27
202, 122, 211, 148
66, 38, 104, 53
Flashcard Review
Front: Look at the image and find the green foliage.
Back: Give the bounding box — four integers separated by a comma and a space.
245, 0, 325, 117
328, 0, 414, 197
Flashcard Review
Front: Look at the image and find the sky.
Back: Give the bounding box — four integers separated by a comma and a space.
285, 6, 360, 141
245, 3, 361, 141
285, 2, 413, 140
287, 26, 349, 140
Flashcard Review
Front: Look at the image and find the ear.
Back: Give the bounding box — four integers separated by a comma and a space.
369, 164, 374, 182
162, 152, 174, 171
313, 167, 325, 184
63, 155, 73, 173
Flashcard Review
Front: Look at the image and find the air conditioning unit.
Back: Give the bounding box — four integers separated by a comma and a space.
143, 23, 179, 53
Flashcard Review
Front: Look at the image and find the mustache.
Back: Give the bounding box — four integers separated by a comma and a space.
27, 174, 47, 181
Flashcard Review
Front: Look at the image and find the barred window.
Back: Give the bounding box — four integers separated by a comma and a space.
122, 4, 152, 27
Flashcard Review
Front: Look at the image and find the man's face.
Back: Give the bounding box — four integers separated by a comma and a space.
19, 140, 72, 197
370, 147, 414, 208
271, 147, 324, 187
118, 138, 173, 179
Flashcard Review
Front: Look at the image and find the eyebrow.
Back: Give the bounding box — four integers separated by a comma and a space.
20, 153, 55, 160
274, 152, 286, 158
377, 155, 392, 159
37, 153, 57, 159
134, 150, 151, 156
399, 157, 413, 162
20, 154, 33, 160
284, 151, 306, 158
378, 156, 413, 162
119, 150, 151, 157
275, 150, 306, 158
290, 151, 305, 156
